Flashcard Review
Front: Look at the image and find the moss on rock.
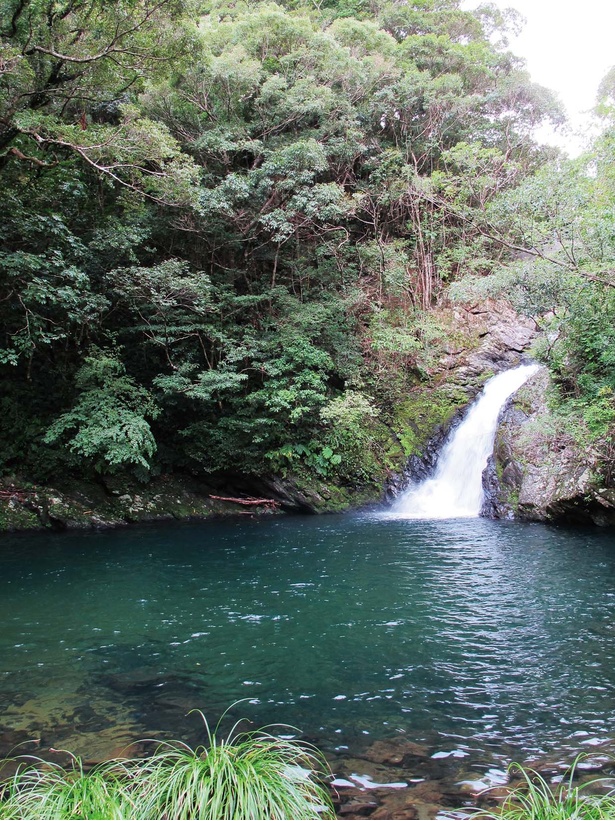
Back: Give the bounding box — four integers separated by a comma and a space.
0, 497, 41, 531
387, 385, 469, 464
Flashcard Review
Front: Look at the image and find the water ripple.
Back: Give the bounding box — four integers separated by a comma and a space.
0, 516, 614, 759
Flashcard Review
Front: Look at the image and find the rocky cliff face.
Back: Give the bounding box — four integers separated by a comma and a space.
436, 299, 537, 390
484, 369, 615, 526
387, 299, 538, 498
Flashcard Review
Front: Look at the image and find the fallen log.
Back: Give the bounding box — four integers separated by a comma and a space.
0, 488, 32, 500
209, 495, 280, 508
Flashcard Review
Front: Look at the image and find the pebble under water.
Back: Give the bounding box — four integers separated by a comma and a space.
1, 514, 615, 814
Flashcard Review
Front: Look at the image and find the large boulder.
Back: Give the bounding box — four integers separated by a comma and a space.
484, 369, 615, 526
437, 299, 537, 391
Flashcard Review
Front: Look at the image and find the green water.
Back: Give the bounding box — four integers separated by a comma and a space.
1, 514, 615, 769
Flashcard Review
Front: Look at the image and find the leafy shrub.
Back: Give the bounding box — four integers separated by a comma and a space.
44, 350, 159, 477
267, 442, 342, 477
319, 391, 381, 481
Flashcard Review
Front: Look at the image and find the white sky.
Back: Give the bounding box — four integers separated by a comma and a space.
461, 0, 615, 156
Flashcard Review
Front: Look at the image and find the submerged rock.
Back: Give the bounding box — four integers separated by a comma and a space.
362, 737, 429, 767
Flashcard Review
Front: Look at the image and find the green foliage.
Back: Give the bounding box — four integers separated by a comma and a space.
580, 388, 615, 435
0, 389, 68, 481
0, 184, 109, 366
319, 390, 381, 480
558, 285, 615, 398
451, 261, 582, 318
0, 0, 569, 490
44, 351, 160, 476
0, 755, 134, 820
452, 131, 615, 477
267, 442, 342, 477
0, 712, 334, 821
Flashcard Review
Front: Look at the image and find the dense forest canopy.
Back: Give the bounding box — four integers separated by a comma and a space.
0, 0, 613, 491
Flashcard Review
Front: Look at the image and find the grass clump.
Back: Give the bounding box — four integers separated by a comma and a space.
0, 710, 334, 820
0, 755, 134, 820
474, 756, 615, 820
130, 711, 334, 820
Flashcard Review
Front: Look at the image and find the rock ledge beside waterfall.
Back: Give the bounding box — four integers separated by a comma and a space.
483, 369, 615, 527
436, 299, 537, 387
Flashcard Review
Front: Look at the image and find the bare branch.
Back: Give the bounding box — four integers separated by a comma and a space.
584, 272, 615, 289
25, 130, 186, 207
7, 145, 55, 166
23, 0, 171, 64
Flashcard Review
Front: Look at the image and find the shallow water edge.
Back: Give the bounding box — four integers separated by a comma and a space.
1, 514, 615, 816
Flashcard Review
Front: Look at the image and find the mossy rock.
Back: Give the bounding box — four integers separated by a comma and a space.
388, 385, 469, 461
0, 499, 40, 531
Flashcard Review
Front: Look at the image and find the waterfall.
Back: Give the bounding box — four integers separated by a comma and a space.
390, 363, 540, 519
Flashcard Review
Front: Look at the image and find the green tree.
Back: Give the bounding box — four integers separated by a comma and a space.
44, 350, 160, 476
0, 0, 570, 490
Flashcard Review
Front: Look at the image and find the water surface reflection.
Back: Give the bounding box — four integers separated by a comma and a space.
1, 516, 614, 765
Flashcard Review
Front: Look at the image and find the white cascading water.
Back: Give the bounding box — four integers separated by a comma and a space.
391, 363, 540, 519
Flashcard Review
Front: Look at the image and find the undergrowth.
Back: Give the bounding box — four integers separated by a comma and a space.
0, 710, 334, 820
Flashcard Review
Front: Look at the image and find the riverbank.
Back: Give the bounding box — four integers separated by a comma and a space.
0, 300, 542, 534
0, 472, 387, 532
2, 714, 615, 820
